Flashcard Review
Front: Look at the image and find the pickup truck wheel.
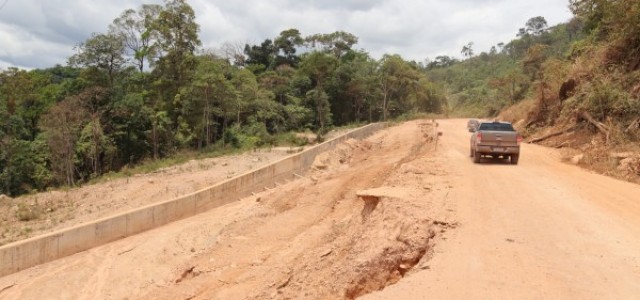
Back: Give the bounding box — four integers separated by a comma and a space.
473, 150, 481, 163
470, 148, 474, 157
510, 154, 519, 165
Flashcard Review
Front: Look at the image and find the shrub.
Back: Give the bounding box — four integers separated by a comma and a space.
222, 128, 242, 149
15, 202, 40, 222
578, 77, 637, 120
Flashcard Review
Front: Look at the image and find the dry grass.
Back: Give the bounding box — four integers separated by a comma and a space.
498, 99, 536, 134
498, 43, 640, 185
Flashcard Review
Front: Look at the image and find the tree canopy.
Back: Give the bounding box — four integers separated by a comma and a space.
0, 1, 444, 197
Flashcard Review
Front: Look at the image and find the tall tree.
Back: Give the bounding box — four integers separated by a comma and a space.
220, 41, 247, 66
305, 31, 358, 58
244, 39, 276, 73
305, 88, 332, 134
299, 52, 338, 131
110, 4, 162, 72
109, 91, 153, 165
522, 44, 550, 82
568, 0, 608, 33
378, 54, 419, 121
40, 96, 89, 186
68, 32, 127, 88
152, 0, 201, 111
180, 55, 228, 147
76, 117, 115, 177
329, 50, 378, 124
274, 28, 304, 67
427, 56, 459, 69
489, 68, 528, 104
461, 42, 475, 58
525, 16, 549, 36
259, 65, 295, 104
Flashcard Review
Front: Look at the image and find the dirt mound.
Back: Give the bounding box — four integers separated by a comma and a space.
275, 192, 437, 299
312, 139, 372, 171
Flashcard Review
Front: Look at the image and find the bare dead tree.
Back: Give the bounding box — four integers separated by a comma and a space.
220, 41, 247, 66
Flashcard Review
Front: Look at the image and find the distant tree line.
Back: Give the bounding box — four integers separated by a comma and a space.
424, 14, 583, 116
0, 0, 445, 196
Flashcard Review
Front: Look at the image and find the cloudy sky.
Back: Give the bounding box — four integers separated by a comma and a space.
0, 0, 573, 70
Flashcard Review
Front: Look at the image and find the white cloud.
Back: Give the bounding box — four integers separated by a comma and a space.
0, 0, 573, 70
0, 22, 72, 68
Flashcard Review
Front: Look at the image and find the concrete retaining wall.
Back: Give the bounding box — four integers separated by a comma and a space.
0, 122, 387, 277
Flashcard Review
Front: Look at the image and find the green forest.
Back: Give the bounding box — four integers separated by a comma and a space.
429, 0, 640, 130
1, 0, 639, 196
428, 0, 640, 173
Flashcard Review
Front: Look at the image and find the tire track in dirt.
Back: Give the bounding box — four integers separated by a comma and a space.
78, 246, 119, 300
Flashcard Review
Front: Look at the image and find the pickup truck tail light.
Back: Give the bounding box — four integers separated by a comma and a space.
476, 132, 482, 144
517, 135, 523, 145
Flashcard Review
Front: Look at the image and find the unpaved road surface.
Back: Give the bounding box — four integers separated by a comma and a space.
1, 119, 640, 299
364, 119, 640, 299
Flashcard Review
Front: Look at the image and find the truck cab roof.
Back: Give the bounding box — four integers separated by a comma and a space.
477, 121, 515, 131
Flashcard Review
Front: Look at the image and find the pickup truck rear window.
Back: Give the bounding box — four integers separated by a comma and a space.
477, 123, 515, 131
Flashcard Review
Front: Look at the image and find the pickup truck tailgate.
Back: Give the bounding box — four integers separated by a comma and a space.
479, 131, 518, 146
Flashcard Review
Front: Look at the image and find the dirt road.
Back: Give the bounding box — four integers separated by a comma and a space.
1, 119, 639, 299
364, 119, 640, 299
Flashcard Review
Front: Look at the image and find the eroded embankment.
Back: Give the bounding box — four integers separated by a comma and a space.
138, 120, 456, 300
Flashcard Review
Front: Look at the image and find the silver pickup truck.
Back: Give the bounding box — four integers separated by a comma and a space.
470, 121, 522, 164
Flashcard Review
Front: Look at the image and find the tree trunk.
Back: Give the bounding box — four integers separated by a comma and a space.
579, 111, 610, 134
317, 95, 324, 133
625, 118, 640, 133
382, 91, 388, 122
222, 114, 227, 148
152, 124, 158, 160
92, 118, 101, 176
380, 78, 389, 122
579, 111, 610, 143
354, 97, 362, 122
64, 129, 75, 186
529, 127, 575, 143
510, 78, 516, 104
203, 85, 210, 147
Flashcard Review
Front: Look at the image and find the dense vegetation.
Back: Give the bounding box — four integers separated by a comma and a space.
425, 16, 583, 117
0, 0, 445, 196
426, 0, 640, 149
